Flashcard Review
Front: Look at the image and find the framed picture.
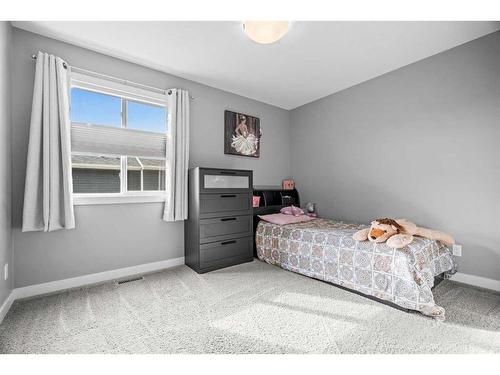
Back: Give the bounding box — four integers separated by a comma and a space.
282, 179, 295, 190
224, 110, 260, 158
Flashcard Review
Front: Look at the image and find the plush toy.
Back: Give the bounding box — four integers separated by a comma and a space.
353, 218, 455, 249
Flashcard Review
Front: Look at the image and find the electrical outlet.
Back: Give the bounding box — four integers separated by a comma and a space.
3, 263, 8, 281
452, 244, 462, 257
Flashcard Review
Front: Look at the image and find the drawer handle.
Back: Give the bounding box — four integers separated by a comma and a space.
221, 240, 237, 245
220, 194, 236, 198
221, 217, 236, 221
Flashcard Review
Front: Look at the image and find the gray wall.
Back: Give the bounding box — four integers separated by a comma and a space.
290, 31, 500, 281
0, 22, 13, 305
12, 28, 291, 288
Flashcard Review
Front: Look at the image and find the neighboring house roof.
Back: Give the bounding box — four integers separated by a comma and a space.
72, 155, 165, 170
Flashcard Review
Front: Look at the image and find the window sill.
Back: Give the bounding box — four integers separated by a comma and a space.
73, 194, 166, 206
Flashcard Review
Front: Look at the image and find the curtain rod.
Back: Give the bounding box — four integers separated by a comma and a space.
31, 54, 194, 100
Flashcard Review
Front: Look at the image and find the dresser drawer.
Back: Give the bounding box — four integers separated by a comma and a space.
199, 236, 253, 269
199, 193, 251, 218
199, 168, 252, 193
199, 215, 252, 243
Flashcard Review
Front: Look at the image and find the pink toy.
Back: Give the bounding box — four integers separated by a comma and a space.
280, 205, 304, 217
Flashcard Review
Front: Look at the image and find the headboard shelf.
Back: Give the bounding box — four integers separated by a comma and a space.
252, 186, 300, 256
253, 187, 299, 211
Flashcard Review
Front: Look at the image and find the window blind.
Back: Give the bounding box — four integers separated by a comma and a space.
71, 123, 167, 158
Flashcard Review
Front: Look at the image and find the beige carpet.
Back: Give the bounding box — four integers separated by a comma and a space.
0, 260, 499, 354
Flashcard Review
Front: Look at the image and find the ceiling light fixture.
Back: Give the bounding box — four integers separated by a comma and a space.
242, 21, 290, 44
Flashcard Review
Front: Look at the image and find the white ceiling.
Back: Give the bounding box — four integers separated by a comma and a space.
13, 21, 500, 109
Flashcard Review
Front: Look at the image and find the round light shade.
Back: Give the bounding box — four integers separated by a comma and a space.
243, 21, 289, 44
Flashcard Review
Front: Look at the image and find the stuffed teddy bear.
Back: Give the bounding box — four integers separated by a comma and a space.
353, 218, 455, 249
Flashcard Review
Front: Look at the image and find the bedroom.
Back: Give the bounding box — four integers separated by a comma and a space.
0, 0, 499, 369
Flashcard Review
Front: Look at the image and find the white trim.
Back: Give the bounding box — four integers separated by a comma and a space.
12, 257, 185, 301
73, 193, 166, 205
451, 272, 500, 292
0, 291, 15, 325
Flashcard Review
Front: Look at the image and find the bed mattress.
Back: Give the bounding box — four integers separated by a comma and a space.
256, 218, 456, 319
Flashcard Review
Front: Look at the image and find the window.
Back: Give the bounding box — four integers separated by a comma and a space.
71, 88, 122, 128
69, 71, 168, 205
126, 157, 166, 191
127, 101, 166, 133
72, 155, 121, 194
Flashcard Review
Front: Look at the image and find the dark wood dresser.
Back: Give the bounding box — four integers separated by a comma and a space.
185, 167, 254, 273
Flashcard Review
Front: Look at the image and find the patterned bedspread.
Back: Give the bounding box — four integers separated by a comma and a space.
256, 219, 456, 319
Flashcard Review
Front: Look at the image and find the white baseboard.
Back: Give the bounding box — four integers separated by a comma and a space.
0, 291, 15, 324
12, 256, 185, 301
451, 272, 500, 292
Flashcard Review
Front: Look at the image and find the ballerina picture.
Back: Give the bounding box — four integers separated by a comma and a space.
224, 110, 261, 158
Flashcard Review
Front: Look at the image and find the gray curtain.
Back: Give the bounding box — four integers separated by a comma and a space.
163, 89, 190, 222
22, 52, 75, 232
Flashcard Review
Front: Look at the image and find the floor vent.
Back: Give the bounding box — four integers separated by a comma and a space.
116, 276, 144, 285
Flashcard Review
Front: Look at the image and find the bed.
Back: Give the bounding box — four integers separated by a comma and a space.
255, 218, 456, 319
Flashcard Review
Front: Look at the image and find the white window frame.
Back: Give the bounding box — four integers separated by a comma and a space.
73, 194, 166, 206
70, 75, 168, 206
